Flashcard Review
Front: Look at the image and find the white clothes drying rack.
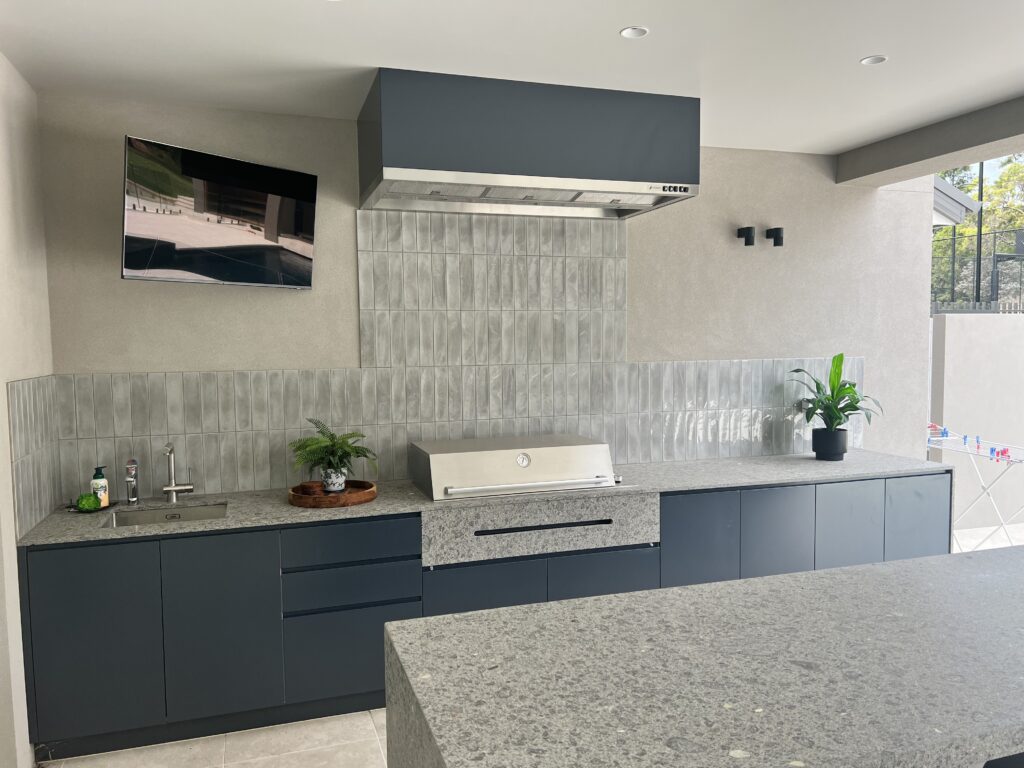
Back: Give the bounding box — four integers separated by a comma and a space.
927, 423, 1024, 551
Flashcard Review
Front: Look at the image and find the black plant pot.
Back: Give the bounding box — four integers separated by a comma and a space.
812, 428, 847, 461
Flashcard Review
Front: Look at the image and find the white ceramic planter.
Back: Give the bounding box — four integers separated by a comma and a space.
322, 468, 347, 492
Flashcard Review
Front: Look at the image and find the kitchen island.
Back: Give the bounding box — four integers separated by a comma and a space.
385, 547, 1024, 768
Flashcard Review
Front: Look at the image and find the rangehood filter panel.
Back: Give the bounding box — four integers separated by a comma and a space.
358, 69, 700, 219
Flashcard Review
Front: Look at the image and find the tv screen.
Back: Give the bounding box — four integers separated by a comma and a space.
122, 137, 318, 288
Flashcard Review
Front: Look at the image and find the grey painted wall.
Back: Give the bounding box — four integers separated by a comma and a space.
38, 91, 360, 372
0, 51, 50, 768
627, 148, 932, 458
931, 313, 1024, 536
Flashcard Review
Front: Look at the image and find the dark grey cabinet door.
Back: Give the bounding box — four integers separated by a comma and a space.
162, 531, 284, 721
815, 480, 885, 569
284, 601, 422, 703
884, 474, 952, 561
27, 542, 165, 741
740, 485, 816, 578
423, 559, 547, 616
660, 491, 741, 586
548, 547, 660, 601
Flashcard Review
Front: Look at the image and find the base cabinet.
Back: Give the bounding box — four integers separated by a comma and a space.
423, 559, 547, 616
740, 486, 816, 578
815, 480, 885, 569
884, 474, 952, 560
660, 491, 740, 587
27, 542, 165, 741
285, 601, 422, 703
161, 531, 284, 721
548, 547, 660, 601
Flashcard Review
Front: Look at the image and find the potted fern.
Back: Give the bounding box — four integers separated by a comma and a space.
790, 353, 882, 461
288, 418, 376, 492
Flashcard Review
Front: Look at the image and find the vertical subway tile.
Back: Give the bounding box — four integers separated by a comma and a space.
361, 368, 378, 425
387, 210, 403, 252
234, 371, 253, 431
346, 369, 363, 426
130, 373, 151, 436
217, 371, 236, 432
391, 311, 407, 368
370, 209, 387, 252
460, 311, 476, 365
359, 311, 376, 367
266, 370, 284, 430
373, 252, 390, 309
445, 254, 461, 309
431, 252, 447, 309
59, 439, 80, 501
444, 215, 459, 253
416, 212, 431, 253
146, 373, 167, 436
357, 251, 374, 310
252, 430, 271, 491
487, 253, 501, 310
55, 375, 76, 439
527, 312, 541, 364
389, 251, 405, 309
109, 373, 131, 438
430, 212, 445, 254
473, 254, 487, 310
432, 311, 448, 366
408, 368, 424, 423
185, 434, 206, 494
236, 431, 255, 492
375, 310, 392, 367
74, 374, 95, 438
375, 368, 393, 425
513, 255, 528, 310
447, 311, 463, 366
200, 372, 219, 434
93, 374, 114, 438
203, 433, 222, 494
356, 210, 371, 250
269, 430, 287, 488
434, 368, 449, 422
282, 370, 300, 428
417, 252, 433, 310
329, 369, 348, 426
250, 370, 269, 431
164, 373, 184, 436
220, 432, 238, 492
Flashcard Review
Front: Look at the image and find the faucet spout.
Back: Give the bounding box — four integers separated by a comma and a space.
162, 441, 194, 503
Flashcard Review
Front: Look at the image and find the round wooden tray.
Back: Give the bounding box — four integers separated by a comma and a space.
288, 480, 378, 508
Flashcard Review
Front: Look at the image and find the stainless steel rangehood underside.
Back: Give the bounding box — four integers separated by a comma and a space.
357, 69, 700, 220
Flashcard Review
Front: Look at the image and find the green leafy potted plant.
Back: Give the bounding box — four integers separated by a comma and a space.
790, 353, 882, 461
288, 417, 376, 492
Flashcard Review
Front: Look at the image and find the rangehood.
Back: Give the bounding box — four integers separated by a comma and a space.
357, 69, 700, 220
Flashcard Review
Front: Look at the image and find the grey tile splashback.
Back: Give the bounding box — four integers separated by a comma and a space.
6, 212, 864, 536
7, 376, 61, 537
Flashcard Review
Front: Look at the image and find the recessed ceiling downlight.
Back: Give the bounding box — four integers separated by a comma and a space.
620, 26, 649, 39
860, 54, 888, 66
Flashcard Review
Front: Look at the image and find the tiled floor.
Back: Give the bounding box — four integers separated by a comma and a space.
41, 709, 387, 768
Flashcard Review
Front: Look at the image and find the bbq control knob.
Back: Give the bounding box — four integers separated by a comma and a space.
516, 452, 531, 468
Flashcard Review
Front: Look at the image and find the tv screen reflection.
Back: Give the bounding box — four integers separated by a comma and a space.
122, 137, 318, 288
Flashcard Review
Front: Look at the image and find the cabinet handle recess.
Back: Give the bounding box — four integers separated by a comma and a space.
474, 519, 613, 536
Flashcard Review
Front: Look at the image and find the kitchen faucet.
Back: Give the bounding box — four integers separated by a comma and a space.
162, 442, 194, 503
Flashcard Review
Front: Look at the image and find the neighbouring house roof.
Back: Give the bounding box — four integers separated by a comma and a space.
934, 174, 981, 226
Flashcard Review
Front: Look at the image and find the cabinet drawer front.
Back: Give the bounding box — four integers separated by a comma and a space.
423, 558, 547, 616
28, 542, 166, 741
740, 485, 816, 578
815, 480, 884, 569
284, 601, 422, 703
281, 516, 421, 568
884, 474, 952, 561
548, 546, 660, 601
660, 490, 741, 587
283, 559, 422, 614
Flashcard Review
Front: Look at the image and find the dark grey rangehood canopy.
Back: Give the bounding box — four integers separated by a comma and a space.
357, 69, 700, 219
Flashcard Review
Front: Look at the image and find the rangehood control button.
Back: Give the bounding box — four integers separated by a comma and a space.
516, 452, 531, 468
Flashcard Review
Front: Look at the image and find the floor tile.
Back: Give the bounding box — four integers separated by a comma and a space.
224, 712, 376, 764
370, 708, 387, 761
61, 734, 224, 768
225, 739, 384, 768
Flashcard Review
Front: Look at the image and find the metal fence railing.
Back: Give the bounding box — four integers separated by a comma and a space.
932, 228, 1024, 310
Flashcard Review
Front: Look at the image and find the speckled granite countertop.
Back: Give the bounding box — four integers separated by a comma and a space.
385, 547, 1024, 768
19, 450, 949, 547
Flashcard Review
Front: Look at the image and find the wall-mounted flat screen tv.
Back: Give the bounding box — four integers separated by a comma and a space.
122, 136, 318, 288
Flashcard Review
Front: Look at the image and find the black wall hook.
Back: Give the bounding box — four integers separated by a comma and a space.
766, 227, 784, 247
736, 226, 755, 246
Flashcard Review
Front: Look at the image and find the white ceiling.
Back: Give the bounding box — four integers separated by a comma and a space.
3, 0, 1024, 155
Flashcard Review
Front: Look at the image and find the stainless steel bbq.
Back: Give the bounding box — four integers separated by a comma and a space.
408, 435, 617, 501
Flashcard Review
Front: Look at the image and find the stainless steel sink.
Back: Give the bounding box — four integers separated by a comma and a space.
101, 504, 228, 528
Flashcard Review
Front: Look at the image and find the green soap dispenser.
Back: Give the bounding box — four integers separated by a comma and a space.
90, 466, 110, 509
